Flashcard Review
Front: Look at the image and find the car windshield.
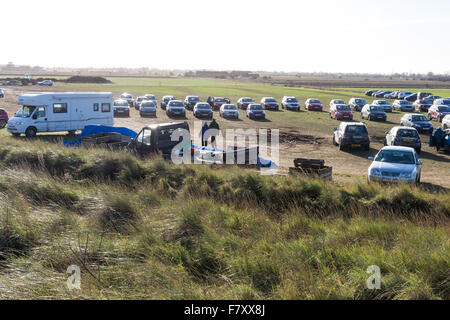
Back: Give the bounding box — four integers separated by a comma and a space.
440, 100, 450, 106
224, 104, 237, 110
397, 129, 418, 138
141, 102, 155, 107
411, 115, 428, 122
377, 101, 388, 105
15, 105, 37, 118
242, 98, 253, 102
121, 95, 132, 99
265, 98, 276, 103
250, 105, 263, 110
197, 104, 211, 109
114, 101, 129, 106
345, 125, 368, 135
170, 101, 183, 107
370, 106, 384, 111
145, 95, 156, 100
310, 99, 320, 103
438, 106, 450, 112
336, 105, 350, 111
355, 99, 366, 104
400, 101, 409, 104
164, 97, 174, 101
188, 97, 199, 101
286, 98, 297, 102
375, 150, 415, 165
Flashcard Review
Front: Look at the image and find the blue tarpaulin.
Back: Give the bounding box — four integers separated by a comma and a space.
64, 125, 138, 148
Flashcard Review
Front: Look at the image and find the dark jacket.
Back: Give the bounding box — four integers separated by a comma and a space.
209, 119, 219, 131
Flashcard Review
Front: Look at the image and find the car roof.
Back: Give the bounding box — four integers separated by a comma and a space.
391, 126, 417, 131
380, 146, 415, 152
341, 121, 365, 126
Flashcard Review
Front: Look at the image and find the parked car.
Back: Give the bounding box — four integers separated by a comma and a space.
305, 98, 323, 111
361, 104, 387, 121
113, 99, 130, 117
374, 91, 391, 98
0, 88, 4, 98
281, 96, 301, 111
166, 100, 186, 117
144, 94, 157, 105
386, 91, 399, 99
398, 91, 413, 99
139, 101, 157, 117
442, 114, 450, 129
237, 97, 254, 110
382, 91, 394, 99
184, 96, 201, 110
193, 102, 213, 119
219, 104, 239, 119
428, 99, 450, 122
38, 80, 54, 86
367, 146, 422, 184
329, 99, 345, 109
161, 95, 175, 110
332, 122, 370, 151
349, 98, 367, 111
372, 100, 392, 112
0, 108, 8, 128
119, 93, 134, 107
135, 96, 146, 110
365, 90, 378, 96
209, 97, 227, 111
6, 92, 113, 137
384, 127, 421, 153
404, 93, 418, 101
260, 97, 279, 111
392, 100, 414, 112
424, 95, 441, 103
246, 104, 266, 120
413, 98, 433, 112
400, 113, 433, 133
330, 104, 353, 120
417, 92, 432, 100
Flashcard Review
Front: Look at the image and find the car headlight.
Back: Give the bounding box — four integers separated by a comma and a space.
399, 172, 412, 179
370, 168, 381, 176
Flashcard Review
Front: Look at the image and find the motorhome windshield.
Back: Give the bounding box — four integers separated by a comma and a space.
15, 105, 37, 118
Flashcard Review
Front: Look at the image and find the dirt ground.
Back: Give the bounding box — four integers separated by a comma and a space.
1, 87, 449, 189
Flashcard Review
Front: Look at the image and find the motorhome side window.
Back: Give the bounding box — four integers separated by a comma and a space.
53, 103, 67, 113
101, 103, 111, 112
93, 103, 99, 111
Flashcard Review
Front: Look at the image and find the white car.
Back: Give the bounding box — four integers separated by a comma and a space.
372, 100, 393, 112
120, 93, 134, 107
38, 80, 54, 86
442, 114, 450, 130
367, 146, 422, 184
281, 96, 301, 111
219, 104, 239, 119
392, 100, 414, 112
329, 99, 346, 109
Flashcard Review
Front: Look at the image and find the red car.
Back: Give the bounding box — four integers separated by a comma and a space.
0, 108, 9, 128
305, 98, 323, 111
260, 97, 279, 111
428, 103, 450, 122
208, 97, 227, 111
330, 104, 353, 120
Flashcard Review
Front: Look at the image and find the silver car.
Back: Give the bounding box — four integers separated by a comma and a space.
220, 104, 239, 119
368, 146, 422, 184
139, 101, 157, 117
384, 126, 421, 153
166, 100, 186, 117
392, 100, 414, 112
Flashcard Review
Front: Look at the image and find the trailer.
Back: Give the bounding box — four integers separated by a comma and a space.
289, 158, 332, 180
6, 92, 114, 137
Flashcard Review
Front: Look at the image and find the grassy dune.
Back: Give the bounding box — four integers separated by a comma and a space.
0, 136, 448, 299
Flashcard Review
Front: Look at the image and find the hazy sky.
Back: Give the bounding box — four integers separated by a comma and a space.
2, 0, 450, 73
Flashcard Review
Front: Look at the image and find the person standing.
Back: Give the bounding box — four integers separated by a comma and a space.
209, 118, 220, 148
200, 121, 209, 147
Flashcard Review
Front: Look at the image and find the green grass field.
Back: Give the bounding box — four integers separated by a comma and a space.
0, 136, 448, 299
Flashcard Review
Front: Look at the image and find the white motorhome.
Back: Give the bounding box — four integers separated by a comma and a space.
6, 92, 114, 137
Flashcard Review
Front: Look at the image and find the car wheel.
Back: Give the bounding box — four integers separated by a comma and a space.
339, 142, 345, 151
25, 127, 37, 138
332, 135, 338, 146
383, 139, 387, 146
0, 120, 6, 128
364, 144, 370, 151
